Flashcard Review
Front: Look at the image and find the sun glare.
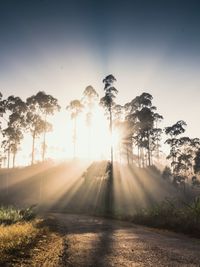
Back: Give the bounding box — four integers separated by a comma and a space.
16, 105, 117, 166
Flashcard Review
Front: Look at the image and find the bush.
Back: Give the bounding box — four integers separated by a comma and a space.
0, 205, 36, 225
132, 197, 200, 236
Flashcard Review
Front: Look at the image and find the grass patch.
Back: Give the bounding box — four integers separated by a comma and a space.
131, 197, 200, 236
0, 220, 43, 264
0, 205, 36, 225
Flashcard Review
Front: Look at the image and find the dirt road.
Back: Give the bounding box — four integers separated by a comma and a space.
13, 213, 200, 267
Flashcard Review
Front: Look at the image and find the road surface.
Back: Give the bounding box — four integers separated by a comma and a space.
14, 213, 200, 267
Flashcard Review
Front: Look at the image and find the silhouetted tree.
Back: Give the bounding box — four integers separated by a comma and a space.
191, 176, 200, 187
125, 93, 163, 167
2, 126, 23, 168
26, 91, 60, 165
34, 92, 60, 161
164, 122, 200, 189
162, 166, 172, 181
0, 93, 6, 167
82, 86, 99, 159
0, 92, 6, 130
112, 104, 126, 163
165, 120, 187, 176
100, 74, 118, 169
67, 99, 84, 158
1, 96, 27, 167
194, 149, 200, 175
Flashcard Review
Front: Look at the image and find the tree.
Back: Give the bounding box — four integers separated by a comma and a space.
2, 126, 23, 168
0, 93, 7, 167
67, 99, 84, 158
125, 93, 163, 167
112, 104, 126, 163
191, 176, 200, 187
164, 122, 200, 189
100, 74, 118, 169
26, 91, 60, 165
2, 96, 27, 168
194, 149, 200, 175
82, 86, 99, 159
162, 166, 172, 181
0, 92, 6, 130
165, 120, 187, 175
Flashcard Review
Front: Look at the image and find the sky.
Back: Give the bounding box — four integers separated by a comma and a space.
0, 0, 200, 140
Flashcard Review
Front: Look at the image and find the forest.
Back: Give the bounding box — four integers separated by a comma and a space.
0, 74, 200, 189
1, 75, 200, 266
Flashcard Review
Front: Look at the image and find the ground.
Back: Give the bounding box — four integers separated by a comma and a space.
5, 213, 200, 267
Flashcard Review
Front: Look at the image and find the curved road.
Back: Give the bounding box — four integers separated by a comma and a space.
16, 213, 200, 267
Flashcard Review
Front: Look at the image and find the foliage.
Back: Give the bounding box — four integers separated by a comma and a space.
100, 74, 118, 168
26, 91, 60, 164
132, 197, 200, 236
192, 176, 200, 187
165, 121, 200, 188
194, 149, 200, 175
66, 99, 84, 158
124, 93, 163, 166
0, 206, 36, 225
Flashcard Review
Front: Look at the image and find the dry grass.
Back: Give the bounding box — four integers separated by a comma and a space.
0, 220, 42, 263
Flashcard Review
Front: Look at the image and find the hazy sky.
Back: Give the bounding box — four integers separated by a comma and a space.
0, 0, 200, 137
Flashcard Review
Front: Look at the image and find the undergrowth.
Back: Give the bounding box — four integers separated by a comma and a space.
0, 205, 36, 225
131, 197, 200, 236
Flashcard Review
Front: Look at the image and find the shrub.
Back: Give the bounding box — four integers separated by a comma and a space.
0, 205, 36, 225
132, 197, 200, 236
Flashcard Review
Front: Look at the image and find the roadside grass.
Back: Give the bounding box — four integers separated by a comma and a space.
0, 221, 42, 263
76, 196, 200, 238
0, 205, 36, 225
0, 205, 47, 265
131, 197, 200, 236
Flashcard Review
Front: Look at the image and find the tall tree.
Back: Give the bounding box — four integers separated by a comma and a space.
2, 96, 26, 168
194, 149, 200, 175
67, 99, 84, 158
100, 74, 118, 169
125, 93, 163, 167
26, 91, 60, 165
165, 120, 187, 175
0, 93, 6, 166
112, 104, 125, 163
0, 92, 6, 129
2, 126, 23, 168
82, 85, 99, 159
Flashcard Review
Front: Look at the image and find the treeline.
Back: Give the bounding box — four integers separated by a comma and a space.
0, 92, 60, 167
0, 74, 200, 190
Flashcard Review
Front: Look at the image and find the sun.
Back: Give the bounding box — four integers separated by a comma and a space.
15, 104, 122, 166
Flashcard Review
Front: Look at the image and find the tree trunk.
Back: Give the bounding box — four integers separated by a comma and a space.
42, 113, 47, 162
31, 132, 36, 165
141, 148, 145, 168
109, 108, 113, 165
7, 148, 10, 169
147, 130, 151, 166
137, 145, 140, 167
12, 152, 16, 168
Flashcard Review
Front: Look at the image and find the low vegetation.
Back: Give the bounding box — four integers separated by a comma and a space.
0, 205, 44, 265
0, 205, 36, 225
131, 197, 200, 237
0, 221, 41, 264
